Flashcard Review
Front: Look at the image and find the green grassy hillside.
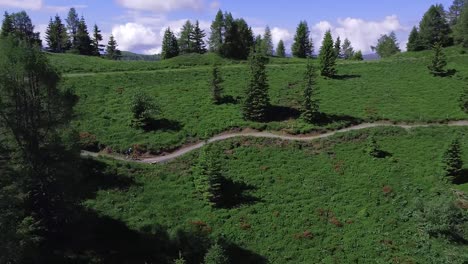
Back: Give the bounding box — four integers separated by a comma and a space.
82, 126, 468, 263
59, 49, 468, 153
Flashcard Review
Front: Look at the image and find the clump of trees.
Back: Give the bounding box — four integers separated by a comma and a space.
177, 20, 206, 55
1, 11, 41, 46
161, 28, 179, 59
292, 21, 313, 58
453, 3, 468, 47
243, 50, 270, 122
371, 32, 401, 58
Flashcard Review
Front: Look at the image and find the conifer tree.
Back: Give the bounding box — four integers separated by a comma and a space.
292, 21, 313, 58
262, 26, 274, 56
2, 11, 41, 46
243, 50, 270, 121
407, 26, 424, 51
192, 147, 223, 206
66, 8, 79, 48
254, 34, 263, 54
92, 24, 104, 56
209, 10, 225, 53
448, 0, 467, 25
161, 28, 179, 59
179, 20, 194, 54
366, 135, 383, 158
371, 32, 400, 58
428, 42, 447, 76
353, 50, 364, 61
419, 4, 452, 49
454, 4, 468, 47
45, 15, 69, 53
459, 85, 468, 113
334, 36, 342, 59
106, 35, 121, 60
442, 138, 463, 177
276, 39, 286, 57
1, 12, 14, 37
342, 38, 354, 59
211, 65, 224, 104
204, 244, 230, 264
319, 30, 337, 77
193, 20, 207, 54
75, 17, 93, 55
302, 61, 320, 123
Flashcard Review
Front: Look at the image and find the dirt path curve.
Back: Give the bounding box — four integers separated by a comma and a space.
81, 120, 468, 164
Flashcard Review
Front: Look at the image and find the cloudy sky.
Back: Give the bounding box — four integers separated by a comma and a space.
0, 0, 454, 54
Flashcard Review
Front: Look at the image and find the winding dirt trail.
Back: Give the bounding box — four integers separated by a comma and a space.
81, 120, 468, 164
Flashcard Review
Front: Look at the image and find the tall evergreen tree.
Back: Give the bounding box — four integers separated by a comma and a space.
192, 20, 207, 54
91, 24, 104, 56
66, 8, 79, 48
292, 21, 313, 58
254, 34, 263, 54
342, 38, 354, 59
45, 15, 69, 53
1, 12, 14, 37
371, 32, 401, 58
222, 17, 254, 59
353, 50, 364, 61
407, 26, 424, 51
243, 50, 270, 121
192, 147, 224, 206
276, 39, 286, 57
302, 61, 320, 123
448, 0, 467, 25
4, 11, 41, 46
334, 36, 342, 59
106, 35, 121, 60
204, 244, 230, 264
442, 138, 463, 177
209, 10, 225, 53
419, 4, 452, 49
178, 20, 194, 54
454, 4, 468, 47
319, 30, 337, 77
428, 42, 447, 76
262, 26, 274, 56
74, 17, 93, 55
211, 65, 224, 104
161, 28, 179, 59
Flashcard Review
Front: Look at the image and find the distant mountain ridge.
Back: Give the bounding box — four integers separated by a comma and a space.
120, 51, 161, 61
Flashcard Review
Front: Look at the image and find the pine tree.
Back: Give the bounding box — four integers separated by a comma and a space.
211, 65, 224, 104
91, 24, 104, 56
419, 4, 452, 49
75, 17, 93, 55
106, 35, 121, 60
222, 17, 254, 59
459, 85, 468, 113
454, 4, 468, 47
319, 30, 337, 77
204, 244, 230, 264
45, 15, 69, 53
243, 50, 270, 121
179, 20, 194, 54
442, 138, 463, 177
342, 38, 354, 59
371, 32, 400, 58
353, 50, 364, 61
448, 0, 467, 25
161, 28, 179, 59
1, 12, 14, 37
262, 26, 274, 56
3, 11, 41, 46
302, 61, 320, 123
254, 34, 263, 54
276, 40, 286, 57
192, 20, 207, 54
292, 21, 313, 58
366, 135, 383, 158
334, 36, 342, 59
428, 42, 447, 76
66, 8, 80, 48
209, 10, 225, 53
407, 26, 424, 51
192, 147, 223, 206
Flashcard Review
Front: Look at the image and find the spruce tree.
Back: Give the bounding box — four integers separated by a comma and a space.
342, 38, 354, 59
276, 40, 286, 57
243, 50, 270, 121
193, 20, 207, 54
106, 35, 121, 60
292, 21, 313, 58
192, 147, 223, 206
3, 11, 41, 46
204, 244, 230, 264
371, 32, 401, 58
366, 135, 383, 158
407, 26, 424, 51
179, 20, 194, 54
66, 8, 80, 48
262, 26, 274, 56
211, 65, 224, 104
161, 28, 179, 59
419, 4, 452, 49
334, 36, 342, 59
254, 34, 263, 54
92, 24, 104, 56
209, 10, 225, 53
448, 0, 467, 25
1, 12, 14, 37
442, 138, 463, 177
319, 30, 337, 77
75, 17, 93, 55
302, 60, 320, 123
45, 15, 69, 53
353, 50, 364, 61
454, 4, 468, 47
428, 42, 447, 76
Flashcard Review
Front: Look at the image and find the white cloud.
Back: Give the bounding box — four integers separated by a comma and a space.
312, 15, 407, 54
116, 0, 204, 12
143, 47, 162, 55
209, 0, 220, 10
0, 0, 42, 10
112, 23, 159, 51
271, 27, 292, 46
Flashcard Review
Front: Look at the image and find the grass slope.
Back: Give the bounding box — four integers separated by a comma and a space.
83, 126, 468, 263
61, 49, 468, 152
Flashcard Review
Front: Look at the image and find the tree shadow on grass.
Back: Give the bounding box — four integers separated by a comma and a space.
313, 113, 364, 126
440, 69, 457, 78
218, 177, 262, 209
266, 105, 301, 122
330, 74, 361, 80
453, 169, 468, 185
219, 95, 241, 105
142, 118, 183, 132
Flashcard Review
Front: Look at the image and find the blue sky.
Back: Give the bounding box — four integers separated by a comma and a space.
0, 0, 455, 54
